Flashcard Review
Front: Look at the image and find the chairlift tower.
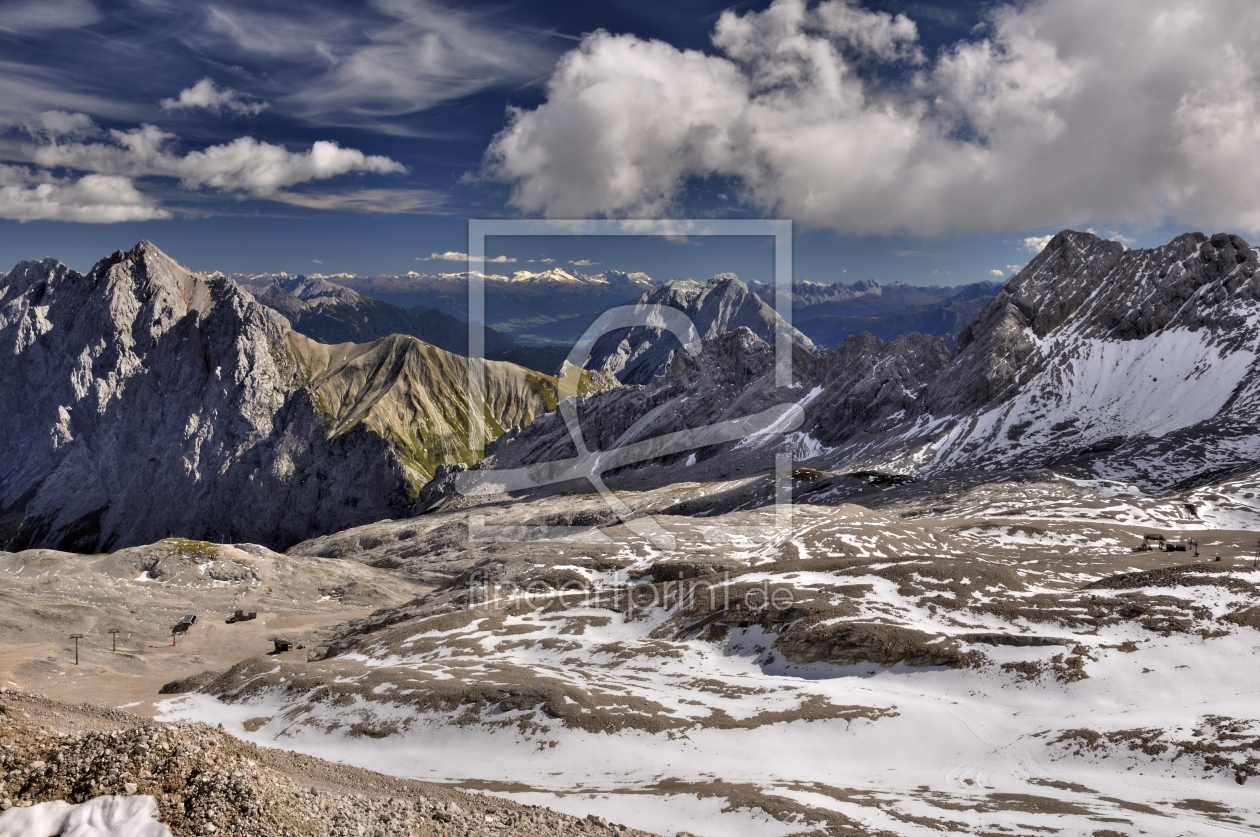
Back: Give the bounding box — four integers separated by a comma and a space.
69, 633, 84, 666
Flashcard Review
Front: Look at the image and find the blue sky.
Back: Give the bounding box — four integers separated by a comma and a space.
0, 0, 1256, 285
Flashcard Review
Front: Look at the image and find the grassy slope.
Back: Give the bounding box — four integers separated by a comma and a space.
286, 332, 597, 495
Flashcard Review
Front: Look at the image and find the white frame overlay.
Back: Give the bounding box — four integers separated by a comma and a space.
463, 219, 796, 549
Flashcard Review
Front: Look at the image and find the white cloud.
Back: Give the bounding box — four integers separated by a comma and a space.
160, 79, 267, 117
570, 259, 598, 267
988, 268, 1006, 277
0, 164, 168, 223
1005, 264, 1022, 273
424, 251, 516, 263
0, 112, 409, 220
1105, 230, 1137, 249
1022, 235, 1055, 253
24, 110, 97, 140
272, 188, 443, 213
487, 0, 1260, 237
28, 123, 406, 197
539, 257, 555, 264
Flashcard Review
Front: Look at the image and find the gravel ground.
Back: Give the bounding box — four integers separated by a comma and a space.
0, 689, 655, 837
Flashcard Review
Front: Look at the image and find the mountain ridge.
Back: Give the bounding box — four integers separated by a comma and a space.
468, 230, 1260, 496
0, 241, 575, 552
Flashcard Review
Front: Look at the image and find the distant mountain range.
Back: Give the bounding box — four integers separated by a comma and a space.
467, 230, 1260, 497
231, 270, 1000, 351
237, 274, 577, 375
788, 282, 1002, 346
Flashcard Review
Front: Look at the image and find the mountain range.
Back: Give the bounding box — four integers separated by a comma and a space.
0, 242, 577, 552
235, 269, 999, 351
467, 230, 1260, 497
5, 230, 1254, 553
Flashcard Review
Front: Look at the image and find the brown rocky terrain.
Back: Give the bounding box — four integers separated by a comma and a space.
0, 690, 652, 836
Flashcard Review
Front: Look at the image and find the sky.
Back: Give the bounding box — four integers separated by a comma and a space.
1, 0, 1258, 286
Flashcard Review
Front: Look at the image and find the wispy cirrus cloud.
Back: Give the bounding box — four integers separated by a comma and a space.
0, 0, 99, 34
272, 188, 443, 214
190, 0, 558, 129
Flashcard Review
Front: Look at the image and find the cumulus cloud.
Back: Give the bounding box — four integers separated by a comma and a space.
487, 0, 1260, 236
160, 79, 267, 116
0, 111, 409, 219
570, 259, 598, 266
424, 251, 516, 263
1022, 235, 1055, 253
29, 123, 406, 197
988, 269, 1005, 277
0, 164, 168, 222
24, 110, 97, 140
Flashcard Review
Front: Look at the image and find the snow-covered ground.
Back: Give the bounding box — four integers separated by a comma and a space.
157, 485, 1260, 836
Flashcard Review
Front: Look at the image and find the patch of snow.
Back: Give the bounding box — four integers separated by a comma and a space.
0, 796, 171, 837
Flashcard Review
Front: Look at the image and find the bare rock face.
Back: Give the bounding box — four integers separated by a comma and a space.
0, 242, 413, 552
807, 331, 951, 449
451, 327, 822, 503
585, 274, 813, 384
0, 242, 561, 552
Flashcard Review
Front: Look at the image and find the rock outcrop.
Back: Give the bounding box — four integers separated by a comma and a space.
585, 274, 814, 384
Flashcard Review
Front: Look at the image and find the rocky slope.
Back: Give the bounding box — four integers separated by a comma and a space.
584, 274, 814, 384
163, 475, 1260, 836
900, 231, 1260, 486
0, 242, 568, 552
291, 331, 567, 486
0, 691, 650, 837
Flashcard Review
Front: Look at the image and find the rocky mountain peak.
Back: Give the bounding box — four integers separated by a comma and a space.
586, 273, 813, 384
0, 241, 566, 552
267, 275, 360, 304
